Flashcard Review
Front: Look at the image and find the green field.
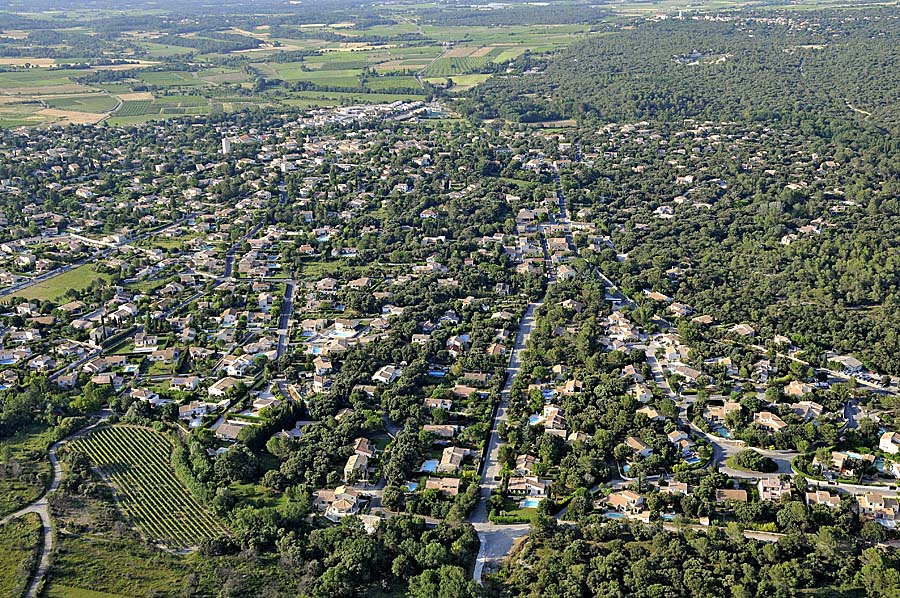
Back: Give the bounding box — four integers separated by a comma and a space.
0, 424, 54, 518
43, 94, 119, 113
11, 263, 111, 302
70, 425, 229, 548
0, 512, 42, 598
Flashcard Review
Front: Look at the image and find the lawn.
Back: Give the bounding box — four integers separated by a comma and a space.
0, 424, 55, 518
11, 263, 111, 302
0, 512, 42, 598
69, 425, 229, 548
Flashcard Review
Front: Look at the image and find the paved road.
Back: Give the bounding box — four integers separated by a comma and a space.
471, 300, 542, 525
276, 280, 296, 359
0, 414, 110, 598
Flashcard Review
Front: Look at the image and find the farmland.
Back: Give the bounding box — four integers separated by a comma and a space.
69, 425, 229, 549
0, 512, 42, 598
0, 13, 596, 128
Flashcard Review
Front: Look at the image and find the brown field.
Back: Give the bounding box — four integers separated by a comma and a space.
89, 61, 157, 71
7, 84, 90, 95
0, 57, 55, 67
375, 60, 427, 71
444, 46, 478, 58
470, 46, 495, 58
117, 92, 154, 101
36, 108, 106, 124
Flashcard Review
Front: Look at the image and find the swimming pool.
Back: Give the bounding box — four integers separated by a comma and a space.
419, 459, 439, 473
520, 497, 542, 508
406, 481, 419, 492
604, 512, 625, 520
528, 414, 542, 425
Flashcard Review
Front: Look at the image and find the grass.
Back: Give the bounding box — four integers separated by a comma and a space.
69, 425, 229, 548
11, 263, 111, 302
0, 424, 55, 518
0, 512, 42, 598
43, 94, 118, 113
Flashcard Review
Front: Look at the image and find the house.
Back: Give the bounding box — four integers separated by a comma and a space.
790, 401, 823, 421
754, 411, 787, 432
625, 436, 653, 458
372, 365, 401, 385
515, 454, 537, 475
507, 476, 547, 497
859, 492, 899, 526
313, 355, 333, 376
208, 376, 240, 397
215, 421, 247, 442
667, 430, 690, 444
784, 380, 815, 397
322, 486, 361, 521
179, 400, 213, 420
704, 400, 742, 423
422, 424, 457, 439
344, 453, 368, 481
880, 431, 900, 455
805, 490, 841, 508
716, 489, 748, 503
425, 476, 461, 497
757, 478, 792, 502
171, 375, 200, 392
352, 437, 375, 458
424, 397, 453, 411
607, 490, 645, 513
636, 406, 665, 422
437, 446, 469, 474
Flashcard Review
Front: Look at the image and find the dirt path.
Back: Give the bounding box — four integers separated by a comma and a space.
0, 415, 109, 598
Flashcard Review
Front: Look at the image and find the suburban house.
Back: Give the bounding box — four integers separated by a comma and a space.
425, 477, 461, 497
607, 490, 645, 513
757, 478, 792, 501
507, 476, 547, 497
754, 411, 788, 432
805, 490, 841, 508
344, 453, 368, 481
436, 446, 469, 474
626, 436, 653, 458
880, 431, 900, 455
372, 364, 401, 384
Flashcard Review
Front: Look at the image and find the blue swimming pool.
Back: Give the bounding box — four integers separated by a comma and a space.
604, 512, 625, 520
528, 414, 542, 425
520, 497, 541, 508
420, 459, 439, 473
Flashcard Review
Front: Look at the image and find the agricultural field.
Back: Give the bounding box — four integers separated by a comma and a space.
10, 263, 111, 302
0, 424, 55, 518
69, 425, 229, 549
0, 512, 42, 598
43, 93, 119, 113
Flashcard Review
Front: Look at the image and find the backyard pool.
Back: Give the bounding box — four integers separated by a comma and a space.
604, 512, 625, 520
520, 497, 542, 508
528, 414, 542, 425
419, 459, 439, 473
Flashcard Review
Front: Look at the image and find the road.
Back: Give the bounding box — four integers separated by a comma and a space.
276, 280, 296, 359
0, 413, 110, 598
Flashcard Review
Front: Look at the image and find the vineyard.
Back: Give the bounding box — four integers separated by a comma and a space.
69, 425, 228, 549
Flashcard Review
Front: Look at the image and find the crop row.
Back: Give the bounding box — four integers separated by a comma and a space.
72, 425, 228, 548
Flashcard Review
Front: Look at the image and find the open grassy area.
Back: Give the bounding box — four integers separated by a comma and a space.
11, 263, 111, 303
0, 424, 55, 518
43, 93, 119, 113
69, 425, 229, 549
0, 512, 42, 598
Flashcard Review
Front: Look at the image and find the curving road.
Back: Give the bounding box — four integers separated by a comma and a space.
0, 414, 109, 598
